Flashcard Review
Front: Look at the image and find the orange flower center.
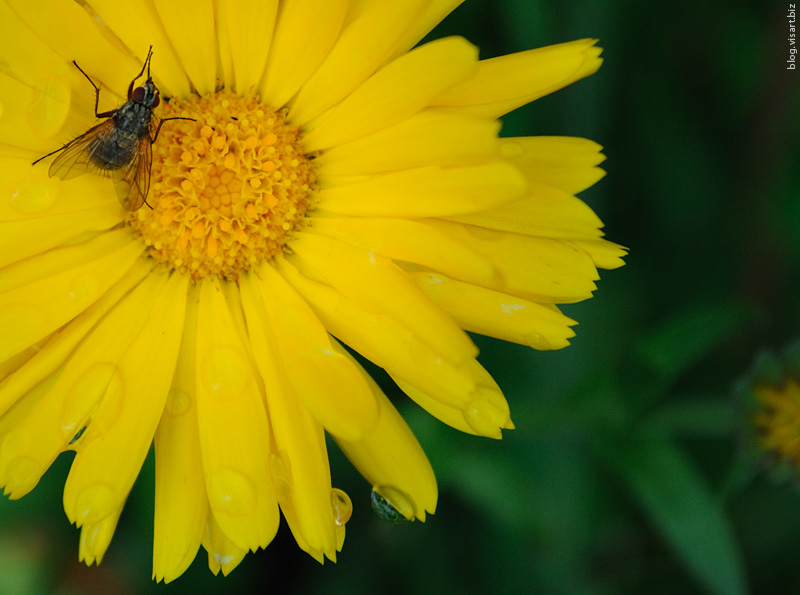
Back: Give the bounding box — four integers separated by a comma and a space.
126, 90, 316, 280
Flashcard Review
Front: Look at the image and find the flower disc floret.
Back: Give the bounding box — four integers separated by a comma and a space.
127, 90, 316, 280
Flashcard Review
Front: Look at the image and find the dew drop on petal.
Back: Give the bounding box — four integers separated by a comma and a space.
9, 178, 60, 214
269, 452, 291, 502
27, 74, 71, 139
330, 488, 352, 526
370, 486, 416, 523
207, 467, 257, 517
164, 388, 191, 416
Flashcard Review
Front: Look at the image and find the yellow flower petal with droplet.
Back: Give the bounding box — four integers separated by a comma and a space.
499, 136, 606, 195
291, 231, 477, 363
195, 280, 279, 553
425, 220, 599, 303
203, 512, 247, 577
0, 232, 144, 364
278, 256, 476, 408
309, 215, 500, 287
153, 286, 208, 584
63, 272, 187, 527
79, 504, 123, 567
239, 271, 342, 560
333, 343, 437, 521
5, 0, 140, 98
409, 270, 577, 350
392, 358, 513, 438
243, 263, 378, 441
0, 259, 151, 429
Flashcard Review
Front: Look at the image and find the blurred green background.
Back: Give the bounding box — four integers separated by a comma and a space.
2, 0, 798, 593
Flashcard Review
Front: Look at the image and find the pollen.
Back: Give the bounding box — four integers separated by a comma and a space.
126, 90, 317, 280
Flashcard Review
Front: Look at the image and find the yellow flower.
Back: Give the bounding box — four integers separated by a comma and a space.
744, 345, 800, 480
0, 0, 625, 583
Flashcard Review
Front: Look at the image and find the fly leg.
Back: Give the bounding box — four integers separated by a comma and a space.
151, 117, 196, 144
71, 61, 117, 119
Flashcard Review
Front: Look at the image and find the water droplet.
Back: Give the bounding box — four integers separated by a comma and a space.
207, 468, 257, 517
164, 388, 191, 416
269, 452, 291, 502
9, 178, 60, 214
370, 486, 416, 523
331, 488, 352, 526
74, 483, 115, 525
199, 346, 252, 401
27, 74, 71, 139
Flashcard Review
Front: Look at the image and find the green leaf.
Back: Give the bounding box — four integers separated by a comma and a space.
637, 301, 749, 380
603, 439, 746, 595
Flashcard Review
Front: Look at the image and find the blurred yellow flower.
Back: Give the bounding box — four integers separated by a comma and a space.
745, 345, 800, 478
0, 0, 625, 583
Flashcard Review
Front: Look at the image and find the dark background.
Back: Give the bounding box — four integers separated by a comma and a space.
1, 0, 798, 593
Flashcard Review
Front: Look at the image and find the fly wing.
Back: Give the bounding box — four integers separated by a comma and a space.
112, 136, 152, 210
48, 120, 117, 181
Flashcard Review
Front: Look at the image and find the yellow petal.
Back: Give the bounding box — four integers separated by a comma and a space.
277, 256, 476, 407
0, 265, 164, 501
259, 0, 350, 109
446, 180, 605, 240
0, 230, 144, 364
316, 160, 526, 217
79, 504, 123, 566
290, 231, 476, 363
409, 270, 577, 350
333, 344, 437, 521
4, 0, 142, 98
0, 205, 122, 269
0, 259, 151, 425
63, 272, 188, 527
572, 238, 628, 270
392, 358, 513, 438
0, 157, 117, 221
241, 264, 378, 442
313, 110, 500, 176
389, 0, 466, 59
77, 1, 192, 97
239, 271, 342, 560
216, 0, 278, 92
153, 0, 218, 95
203, 512, 247, 576
309, 216, 499, 287
425, 220, 599, 303
0, 2, 100, 149
499, 136, 606, 195
432, 39, 603, 118
302, 36, 478, 151
153, 285, 208, 584
288, 0, 428, 126
195, 280, 279, 552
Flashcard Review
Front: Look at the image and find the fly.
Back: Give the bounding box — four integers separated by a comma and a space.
32, 46, 194, 210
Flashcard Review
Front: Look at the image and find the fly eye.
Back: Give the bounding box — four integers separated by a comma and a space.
151, 93, 160, 108
132, 86, 145, 102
